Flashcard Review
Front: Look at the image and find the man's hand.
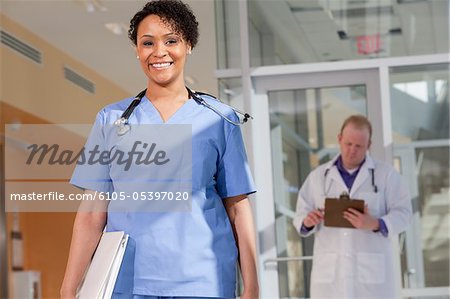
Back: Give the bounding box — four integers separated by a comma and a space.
343, 205, 379, 230
303, 209, 324, 229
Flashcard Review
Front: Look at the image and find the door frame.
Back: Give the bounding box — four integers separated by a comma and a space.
249, 67, 399, 298
394, 140, 450, 298
242, 54, 449, 298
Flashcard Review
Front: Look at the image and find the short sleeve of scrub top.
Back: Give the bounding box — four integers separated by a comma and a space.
216, 118, 255, 198
70, 109, 113, 193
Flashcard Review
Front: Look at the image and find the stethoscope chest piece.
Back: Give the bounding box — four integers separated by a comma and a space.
114, 117, 131, 136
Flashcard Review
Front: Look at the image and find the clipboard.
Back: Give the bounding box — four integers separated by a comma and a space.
324, 194, 365, 228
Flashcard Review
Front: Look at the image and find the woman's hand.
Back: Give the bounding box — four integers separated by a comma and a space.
60, 190, 108, 299
60, 288, 76, 299
241, 286, 259, 299
224, 195, 259, 299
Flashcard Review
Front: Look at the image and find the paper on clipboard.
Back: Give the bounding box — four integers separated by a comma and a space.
324, 197, 365, 228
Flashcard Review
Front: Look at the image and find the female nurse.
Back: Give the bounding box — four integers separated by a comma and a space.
60, 1, 259, 298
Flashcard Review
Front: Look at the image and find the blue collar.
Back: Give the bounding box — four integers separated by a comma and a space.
334, 156, 365, 191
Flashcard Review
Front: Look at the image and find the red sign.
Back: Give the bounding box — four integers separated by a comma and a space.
356, 34, 381, 55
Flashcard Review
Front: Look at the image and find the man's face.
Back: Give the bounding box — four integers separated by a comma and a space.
338, 123, 371, 169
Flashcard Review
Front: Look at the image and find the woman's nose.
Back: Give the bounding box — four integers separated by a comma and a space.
153, 42, 167, 57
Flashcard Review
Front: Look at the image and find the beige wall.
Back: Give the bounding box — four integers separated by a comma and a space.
1, 102, 77, 299
1, 14, 130, 299
1, 14, 129, 124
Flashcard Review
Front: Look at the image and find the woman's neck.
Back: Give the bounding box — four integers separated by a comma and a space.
146, 81, 188, 103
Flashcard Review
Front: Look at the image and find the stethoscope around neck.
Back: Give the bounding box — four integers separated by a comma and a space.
113, 87, 253, 136
323, 166, 378, 195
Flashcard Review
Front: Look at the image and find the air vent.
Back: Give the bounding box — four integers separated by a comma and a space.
332, 5, 394, 18
290, 7, 324, 13
1, 30, 42, 64
397, 0, 429, 4
64, 66, 95, 94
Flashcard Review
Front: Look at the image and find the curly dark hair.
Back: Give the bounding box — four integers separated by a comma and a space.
128, 0, 199, 48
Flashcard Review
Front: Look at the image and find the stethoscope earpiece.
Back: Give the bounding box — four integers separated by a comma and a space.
242, 113, 253, 123
187, 88, 253, 126
323, 166, 378, 194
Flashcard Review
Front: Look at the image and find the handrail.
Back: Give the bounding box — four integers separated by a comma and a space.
263, 256, 313, 268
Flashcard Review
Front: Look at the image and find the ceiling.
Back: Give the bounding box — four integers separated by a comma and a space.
249, 0, 449, 64
1, 0, 217, 95
1, 0, 448, 96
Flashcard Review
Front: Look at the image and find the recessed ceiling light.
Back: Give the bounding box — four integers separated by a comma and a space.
79, 0, 107, 13
105, 23, 128, 36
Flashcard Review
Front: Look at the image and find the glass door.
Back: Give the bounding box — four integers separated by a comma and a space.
251, 64, 449, 298
268, 85, 368, 297
252, 69, 384, 298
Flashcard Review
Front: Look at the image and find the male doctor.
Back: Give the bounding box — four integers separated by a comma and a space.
293, 115, 412, 299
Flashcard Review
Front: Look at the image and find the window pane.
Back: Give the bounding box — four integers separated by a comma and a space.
269, 85, 367, 297
248, 0, 449, 67
215, 0, 241, 69
391, 63, 450, 289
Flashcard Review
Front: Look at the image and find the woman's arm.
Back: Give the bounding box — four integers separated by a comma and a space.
60, 190, 108, 299
224, 195, 259, 299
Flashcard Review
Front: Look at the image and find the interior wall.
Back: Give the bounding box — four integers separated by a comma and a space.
1, 13, 130, 299
0, 144, 6, 299
1, 102, 78, 299
6, 212, 76, 299
1, 14, 130, 124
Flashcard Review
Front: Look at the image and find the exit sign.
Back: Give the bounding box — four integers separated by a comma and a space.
356, 34, 381, 55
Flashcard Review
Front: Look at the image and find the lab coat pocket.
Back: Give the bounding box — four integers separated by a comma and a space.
311, 253, 337, 283
359, 192, 381, 218
357, 253, 385, 284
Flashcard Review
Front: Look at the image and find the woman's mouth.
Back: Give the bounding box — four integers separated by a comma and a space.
150, 62, 173, 70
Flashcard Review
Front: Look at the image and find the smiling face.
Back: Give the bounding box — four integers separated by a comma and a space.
338, 123, 371, 169
136, 14, 190, 88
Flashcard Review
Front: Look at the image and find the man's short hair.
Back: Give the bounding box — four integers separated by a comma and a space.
340, 115, 372, 140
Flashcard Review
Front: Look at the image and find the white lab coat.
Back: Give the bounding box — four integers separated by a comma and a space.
293, 154, 412, 299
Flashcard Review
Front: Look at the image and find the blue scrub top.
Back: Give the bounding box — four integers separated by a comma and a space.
71, 93, 256, 298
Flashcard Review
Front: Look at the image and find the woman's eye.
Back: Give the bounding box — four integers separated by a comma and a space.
143, 41, 153, 46
166, 39, 177, 45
